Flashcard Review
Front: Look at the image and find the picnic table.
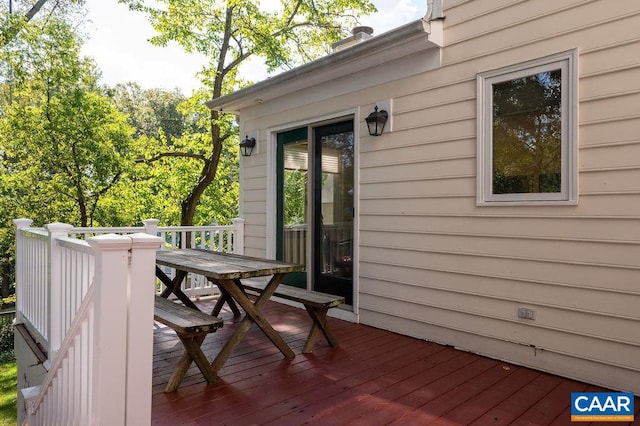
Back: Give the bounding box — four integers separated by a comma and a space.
155, 249, 305, 378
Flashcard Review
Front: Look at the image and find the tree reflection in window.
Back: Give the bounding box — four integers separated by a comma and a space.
492, 69, 562, 194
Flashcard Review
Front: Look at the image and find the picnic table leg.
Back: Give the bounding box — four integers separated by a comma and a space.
210, 282, 241, 317
165, 334, 218, 392
302, 306, 339, 353
210, 274, 294, 373
155, 267, 200, 311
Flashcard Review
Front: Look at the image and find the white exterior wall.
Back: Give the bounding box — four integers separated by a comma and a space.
234, 0, 640, 393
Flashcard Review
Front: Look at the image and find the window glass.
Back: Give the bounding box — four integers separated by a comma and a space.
492, 70, 562, 194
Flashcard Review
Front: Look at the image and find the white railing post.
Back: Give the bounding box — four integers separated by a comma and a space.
126, 233, 163, 426
45, 222, 74, 363
142, 218, 159, 236
86, 234, 132, 426
13, 219, 33, 324
232, 218, 245, 255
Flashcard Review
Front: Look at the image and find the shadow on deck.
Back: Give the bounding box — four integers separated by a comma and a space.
151, 299, 639, 426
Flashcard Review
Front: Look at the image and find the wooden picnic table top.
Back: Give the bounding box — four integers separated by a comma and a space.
155, 249, 304, 280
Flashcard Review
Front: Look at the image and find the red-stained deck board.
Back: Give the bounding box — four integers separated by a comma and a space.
197, 326, 443, 425
229, 341, 454, 425
150, 299, 639, 426
338, 357, 500, 426
302, 352, 486, 426
383, 361, 519, 426
469, 373, 565, 425
512, 379, 590, 425
295, 348, 463, 423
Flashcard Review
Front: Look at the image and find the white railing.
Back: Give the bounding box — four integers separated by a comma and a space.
283, 224, 307, 266
68, 218, 245, 298
14, 220, 164, 425
13, 222, 49, 350
67, 218, 244, 254
13, 218, 245, 425
322, 222, 353, 275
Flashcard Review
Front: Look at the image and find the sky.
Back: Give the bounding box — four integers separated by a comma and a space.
80, 0, 426, 95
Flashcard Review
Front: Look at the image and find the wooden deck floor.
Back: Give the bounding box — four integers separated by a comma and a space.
151, 299, 639, 426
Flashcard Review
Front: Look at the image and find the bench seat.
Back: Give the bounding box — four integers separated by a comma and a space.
235, 280, 344, 353
154, 296, 224, 392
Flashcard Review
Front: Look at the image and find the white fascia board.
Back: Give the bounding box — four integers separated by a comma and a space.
207, 19, 443, 113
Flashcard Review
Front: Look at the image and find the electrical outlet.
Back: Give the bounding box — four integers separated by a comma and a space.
518, 307, 535, 320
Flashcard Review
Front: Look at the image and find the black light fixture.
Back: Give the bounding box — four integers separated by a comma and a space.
239, 135, 256, 157
365, 106, 388, 136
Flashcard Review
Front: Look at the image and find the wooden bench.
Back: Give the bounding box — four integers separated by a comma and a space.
214, 280, 344, 354
154, 296, 224, 392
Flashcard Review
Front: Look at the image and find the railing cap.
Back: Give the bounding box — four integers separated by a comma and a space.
45, 222, 75, 233
13, 218, 33, 229
129, 233, 164, 249
87, 233, 132, 251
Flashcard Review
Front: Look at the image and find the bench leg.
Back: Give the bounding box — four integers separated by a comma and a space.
165, 334, 218, 393
302, 306, 339, 354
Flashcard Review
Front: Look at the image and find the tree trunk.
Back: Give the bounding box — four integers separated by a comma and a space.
179, 8, 230, 229
180, 111, 224, 227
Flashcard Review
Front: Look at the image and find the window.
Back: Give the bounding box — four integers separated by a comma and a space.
477, 51, 577, 205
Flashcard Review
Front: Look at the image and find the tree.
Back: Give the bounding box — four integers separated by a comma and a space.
122, 89, 240, 227
0, 16, 134, 295
108, 82, 187, 142
1, 0, 85, 47
119, 0, 375, 225
1, 18, 134, 226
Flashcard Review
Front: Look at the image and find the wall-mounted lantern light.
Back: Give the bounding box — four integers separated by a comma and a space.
240, 135, 256, 156
365, 106, 388, 136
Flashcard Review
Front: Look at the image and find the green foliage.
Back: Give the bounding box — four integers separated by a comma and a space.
1, 0, 85, 48
0, 18, 135, 227
0, 297, 15, 310
121, 0, 376, 80
283, 169, 306, 225
108, 82, 187, 142
0, 318, 13, 363
118, 0, 375, 226
121, 89, 240, 226
0, 14, 135, 291
0, 359, 17, 426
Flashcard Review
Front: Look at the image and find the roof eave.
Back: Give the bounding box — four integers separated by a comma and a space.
206, 18, 442, 113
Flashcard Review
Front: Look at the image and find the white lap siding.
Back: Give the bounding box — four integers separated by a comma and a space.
357, 0, 640, 393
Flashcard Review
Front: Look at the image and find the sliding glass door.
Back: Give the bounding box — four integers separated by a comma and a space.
277, 120, 354, 305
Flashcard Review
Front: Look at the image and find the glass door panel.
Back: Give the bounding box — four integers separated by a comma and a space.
314, 121, 354, 305
277, 128, 308, 288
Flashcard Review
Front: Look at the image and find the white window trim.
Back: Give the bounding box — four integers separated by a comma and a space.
476, 50, 578, 206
